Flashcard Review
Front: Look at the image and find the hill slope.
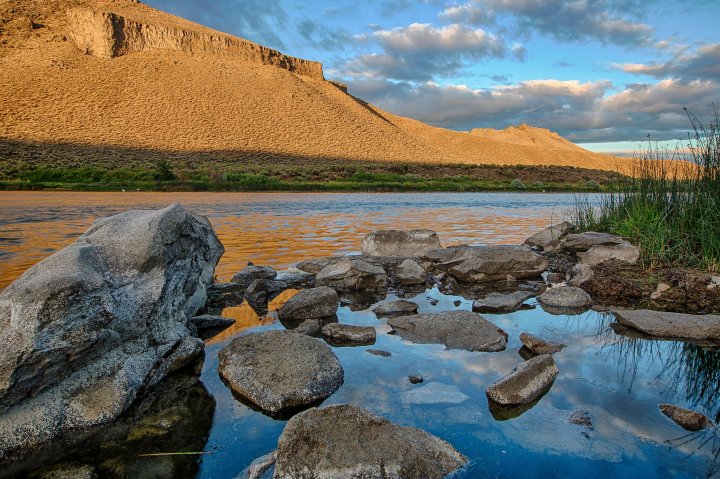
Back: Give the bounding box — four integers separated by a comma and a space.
0, 0, 630, 173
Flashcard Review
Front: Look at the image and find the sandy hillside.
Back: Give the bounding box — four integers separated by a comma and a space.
0, 0, 631, 173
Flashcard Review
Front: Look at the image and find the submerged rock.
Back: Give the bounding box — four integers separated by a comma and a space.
472, 291, 535, 313
448, 245, 548, 282
524, 222, 574, 250
273, 404, 466, 479
373, 300, 419, 317
519, 332, 566, 355
277, 286, 338, 321
613, 309, 720, 342
387, 311, 508, 352
578, 243, 640, 266
659, 404, 713, 431
0, 204, 222, 457
409, 375, 424, 384
537, 286, 592, 313
217, 331, 344, 416
367, 349, 392, 357
569, 410, 593, 430
321, 323, 376, 345
400, 382, 468, 405
485, 354, 558, 406
361, 230, 441, 257
316, 259, 388, 292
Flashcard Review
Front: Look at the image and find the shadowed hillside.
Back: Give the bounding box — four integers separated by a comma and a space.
0, 0, 632, 175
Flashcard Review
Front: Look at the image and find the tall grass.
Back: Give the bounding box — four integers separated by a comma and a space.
572, 106, 720, 271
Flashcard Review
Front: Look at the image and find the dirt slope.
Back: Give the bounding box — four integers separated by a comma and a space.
0, 0, 631, 173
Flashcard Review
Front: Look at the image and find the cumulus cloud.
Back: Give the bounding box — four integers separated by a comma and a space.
345, 23, 521, 80
440, 0, 654, 46
616, 44, 720, 81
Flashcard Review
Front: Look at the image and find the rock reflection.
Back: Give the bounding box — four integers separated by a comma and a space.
13, 367, 216, 479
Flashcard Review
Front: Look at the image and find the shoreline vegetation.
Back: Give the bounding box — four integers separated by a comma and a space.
572, 107, 720, 272
0, 161, 623, 193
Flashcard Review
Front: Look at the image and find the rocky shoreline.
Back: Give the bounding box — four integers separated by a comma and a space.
1, 204, 718, 478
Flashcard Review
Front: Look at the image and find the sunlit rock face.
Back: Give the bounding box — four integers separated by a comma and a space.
0, 204, 223, 458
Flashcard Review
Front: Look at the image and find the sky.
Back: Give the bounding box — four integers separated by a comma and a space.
145, 0, 720, 153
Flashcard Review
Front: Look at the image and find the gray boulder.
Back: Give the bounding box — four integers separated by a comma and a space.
373, 300, 419, 317
538, 286, 592, 313
232, 265, 277, 288
387, 311, 508, 352
472, 291, 534, 314
277, 287, 339, 321
424, 245, 473, 267
244, 279, 288, 313
295, 256, 347, 274
275, 267, 315, 289
524, 222, 574, 250
659, 404, 713, 431
321, 323, 376, 344
578, 243, 640, 266
393, 258, 427, 285
485, 354, 558, 406
519, 332, 566, 355
218, 330, 343, 415
274, 404, 466, 479
613, 310, 720, 342
316, 259, 388, 292
561, 232, 629, 252
448, 245, 548, 282
361, 230, 441, 257
567, 263, 594, 287
205, 281, 247, 311
0, 204, 222, 457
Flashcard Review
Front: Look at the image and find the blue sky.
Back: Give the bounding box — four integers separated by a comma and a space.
146, 0, 720, 152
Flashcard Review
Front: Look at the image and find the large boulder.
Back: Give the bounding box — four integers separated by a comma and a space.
472, 291, 534, 314
0, 204, 223, 457
273, 404, 466, 479
277, 287, 339, 321
485, 354, 558, 406
524, 222, 574, 250
361, 230, 441, 257
561, 232, 629, 252
613, 310, 720, 343
577, 243, 641, 266
316, 259, 387, 292
387, 311, 508, 352
217, 331, 344, 416
448, 245, 548, 282
537, 286, 592, 313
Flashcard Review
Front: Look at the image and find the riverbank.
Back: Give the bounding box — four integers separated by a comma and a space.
0, 161, 625, 193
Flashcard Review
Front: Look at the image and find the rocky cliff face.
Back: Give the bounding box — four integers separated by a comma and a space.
66, 6, 324, 79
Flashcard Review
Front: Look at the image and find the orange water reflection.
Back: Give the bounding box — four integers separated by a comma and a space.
0, 191, 578, 289
207, 289, 298, 345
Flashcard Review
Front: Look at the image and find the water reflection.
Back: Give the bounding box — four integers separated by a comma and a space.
0, 191, 581, 289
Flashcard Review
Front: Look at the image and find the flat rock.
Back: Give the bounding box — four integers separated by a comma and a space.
0, 204, 221, 457
524, 222, 574, 250
613, 309, 720, 342
275, 267, 315, 289
424, 245, 472, 267
387, 311, 508, 352
472, 291, 534, 313
448, 245, 548, 282
362, 230, 441, 257
538, 286, 592, 313
218, 330, 344, 415
189, 314, 236, 330
393, 258, 427, 285
567, 263, 594, 287
316, 259, 388, 292
373, 300, 419, 317
295, 256, 347, 275
561, 232, 629, 252
274, 404, 466, 479
321, 323, 376, 344
659, 404, 713, 431
277, 287, 338, 321
232, 265, 277, 288
578, 243, 640, 266
520, 332, 566, 355
485, 354, 558, 406
400, 382, 468, 405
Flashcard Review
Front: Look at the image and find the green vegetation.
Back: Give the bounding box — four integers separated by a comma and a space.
0, 156, 624, 193
572, 107, 720, 271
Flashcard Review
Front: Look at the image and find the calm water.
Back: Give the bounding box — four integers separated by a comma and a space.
1, 192, 719, 478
